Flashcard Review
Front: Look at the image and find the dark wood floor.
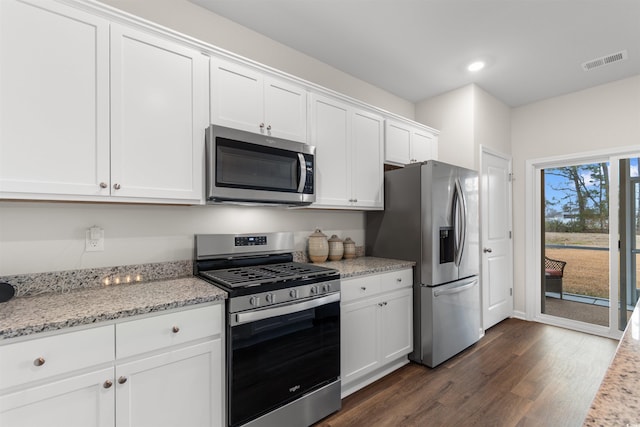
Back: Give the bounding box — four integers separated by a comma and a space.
317, 318, 618, 427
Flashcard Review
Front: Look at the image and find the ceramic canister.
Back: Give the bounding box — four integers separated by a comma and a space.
308, 229, 329, 263
328, 235, 344, 261
343, 237, 356, 259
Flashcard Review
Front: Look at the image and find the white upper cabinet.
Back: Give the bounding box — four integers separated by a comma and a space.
0, 0, 208, 203
0, 0, 110, 197
384, 119, 438, 166
309, 93, 383, 210
110, 24, 208, 202
352, 109, 384, 209
211, 57, 308, 143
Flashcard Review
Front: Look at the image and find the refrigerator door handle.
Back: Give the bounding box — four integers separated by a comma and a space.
433, 279, 478, 297
453, 178, 467, 266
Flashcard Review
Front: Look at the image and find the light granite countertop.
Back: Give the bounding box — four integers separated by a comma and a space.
0, 256, 409, 342
0, 277, 226, 341
584, 302, 640, 426
315, 256, 415, 278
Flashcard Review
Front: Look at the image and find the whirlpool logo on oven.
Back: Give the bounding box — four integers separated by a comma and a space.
289, 385, 301, 393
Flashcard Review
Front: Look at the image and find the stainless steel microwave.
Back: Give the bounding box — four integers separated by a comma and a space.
205, 125, 316, 205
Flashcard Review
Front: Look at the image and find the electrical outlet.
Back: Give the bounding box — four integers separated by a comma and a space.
85, 227, 104, 252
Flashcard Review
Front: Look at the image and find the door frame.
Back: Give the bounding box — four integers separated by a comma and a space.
524, 145, 640, 339
479, 145, 514, 330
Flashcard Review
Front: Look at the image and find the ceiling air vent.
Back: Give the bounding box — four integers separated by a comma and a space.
582, 50, 628, 71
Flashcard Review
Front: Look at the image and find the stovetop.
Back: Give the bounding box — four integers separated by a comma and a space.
199, 261, 337, 288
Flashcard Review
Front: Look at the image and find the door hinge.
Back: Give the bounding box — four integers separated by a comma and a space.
508, 173, 514, 182
510, 288, 513, 296
509, 230, 512, 239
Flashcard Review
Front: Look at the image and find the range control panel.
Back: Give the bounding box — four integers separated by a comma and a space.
235, 235, 267, 246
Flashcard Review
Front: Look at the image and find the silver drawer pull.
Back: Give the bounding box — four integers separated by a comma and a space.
103, 379, 113, 389
172, 326, 180, 333
118, 376, 127, 385
33, 357, 45, 367
396, 278, 402, 282
360, 286, 367, 291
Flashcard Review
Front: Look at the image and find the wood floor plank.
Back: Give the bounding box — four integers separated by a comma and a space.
316, 318, 617, 427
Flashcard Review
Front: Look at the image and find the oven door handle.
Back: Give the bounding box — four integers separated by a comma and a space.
296, 153, 307, 193
234, 293, 340, 325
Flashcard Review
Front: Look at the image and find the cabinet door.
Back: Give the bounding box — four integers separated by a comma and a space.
384, 121, 411, 165
412, 130, 437, 163
264, 76, 307, 142
116, 340, 222, 427
351, 109, 384, 209
309, 94, 351, 207
0, 0, 110, 198
378, 288, 413, 364
210, 58, 263, 135
110, 25, 208, 202
0, 367, 114, 427
340, 299, 378, 385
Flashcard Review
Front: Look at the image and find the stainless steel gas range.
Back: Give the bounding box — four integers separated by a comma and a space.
194, 232, 341, 427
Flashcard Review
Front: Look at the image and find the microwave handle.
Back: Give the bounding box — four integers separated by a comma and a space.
297, 153, 307, 193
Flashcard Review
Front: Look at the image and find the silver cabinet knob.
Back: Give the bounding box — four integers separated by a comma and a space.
483, 248, 493, 253
360, 286, 367, 291
396, 278, 402, 282
99, 182, 108, 189
103, 379, 113, 389
259, 123, 265, 129
267, 125, 272, 131
113, 183, 121, 190
118, 376, 127, 385
172, 326, 180, 333
33, 357, 45, 367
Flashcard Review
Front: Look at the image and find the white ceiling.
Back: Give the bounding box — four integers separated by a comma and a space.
190, 0, 640, 107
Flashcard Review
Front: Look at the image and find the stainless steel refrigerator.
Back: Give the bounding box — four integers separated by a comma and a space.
366, 160, 481, 367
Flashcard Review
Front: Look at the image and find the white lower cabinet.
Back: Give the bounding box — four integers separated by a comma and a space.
115, 340, 221, 427
340, 269, 413, 397
0, 303, 224, 427
0, 367, 115, 427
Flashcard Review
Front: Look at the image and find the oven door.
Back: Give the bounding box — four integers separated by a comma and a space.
206, 125, 315, 205
228, 293, 340, 427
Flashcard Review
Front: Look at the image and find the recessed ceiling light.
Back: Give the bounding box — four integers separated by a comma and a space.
467, 61, 485, 72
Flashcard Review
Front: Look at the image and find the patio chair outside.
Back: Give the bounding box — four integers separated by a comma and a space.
545, 255, 567, 299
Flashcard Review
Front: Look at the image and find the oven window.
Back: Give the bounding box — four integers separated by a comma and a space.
216, 137, 299, 192
229, 301, 340, 427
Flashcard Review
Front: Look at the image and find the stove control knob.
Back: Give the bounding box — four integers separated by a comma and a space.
266, 293, 276, 304
322, 283, 331, 293
289, 289, 298, 298
310, 286, 318, 295
249, 296, 260, 306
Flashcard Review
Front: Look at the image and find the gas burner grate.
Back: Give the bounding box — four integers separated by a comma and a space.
200, 262, 335, 288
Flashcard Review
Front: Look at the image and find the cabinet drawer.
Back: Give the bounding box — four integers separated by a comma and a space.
116, 304, 221, 359
341, 275, 381, 303
0, 325, 114, 390
379, 268, 413, 291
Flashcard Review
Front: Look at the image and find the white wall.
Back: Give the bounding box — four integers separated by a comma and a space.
0, 202, 364, 275
414, 84, 511, 171
415, 85, 475, 169
474, 86, 511, 157
99, 0, 415, 119
511, 75, 640, 313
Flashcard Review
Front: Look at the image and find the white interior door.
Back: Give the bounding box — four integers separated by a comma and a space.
481, 148, 514, 329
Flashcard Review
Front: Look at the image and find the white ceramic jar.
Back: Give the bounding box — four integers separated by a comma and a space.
328, 235, 344, 261
308, 229, 329, 263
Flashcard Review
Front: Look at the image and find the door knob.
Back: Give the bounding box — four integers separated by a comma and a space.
483, 248, 493, 253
